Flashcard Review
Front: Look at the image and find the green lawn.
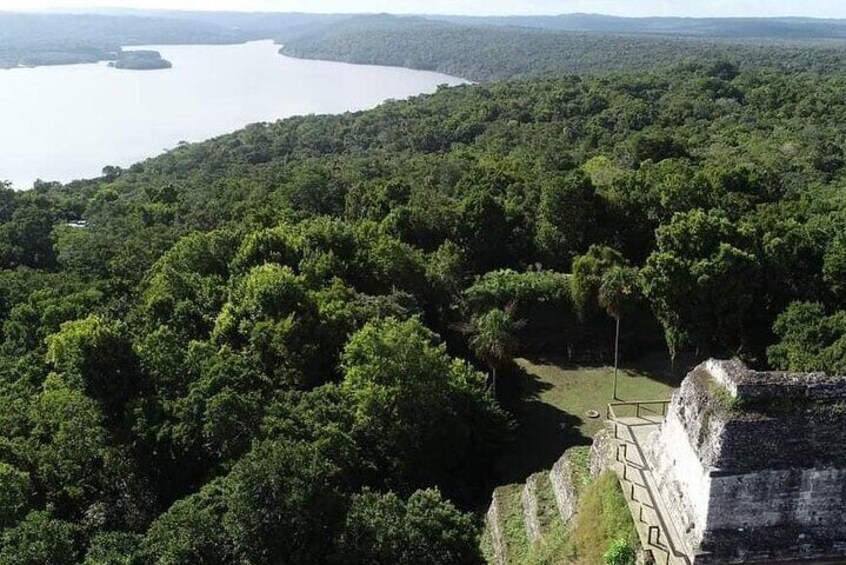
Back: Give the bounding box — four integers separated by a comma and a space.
498, 354, 682, 482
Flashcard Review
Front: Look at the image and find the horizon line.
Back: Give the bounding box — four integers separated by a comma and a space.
3, 8, 845, 21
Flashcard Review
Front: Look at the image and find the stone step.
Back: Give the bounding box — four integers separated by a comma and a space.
549, 451, 579, 525
521, 473, 542, 543
484, 488, 507, 565
532, 471, 562, 538
486, 484, 530, 565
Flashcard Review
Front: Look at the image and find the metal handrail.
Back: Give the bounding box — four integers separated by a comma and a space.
606, 399, 671, 420
615, 422, 692, 565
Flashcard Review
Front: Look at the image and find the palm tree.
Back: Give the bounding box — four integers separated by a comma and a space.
598, 266, 639, 400
465, 304, 525, 398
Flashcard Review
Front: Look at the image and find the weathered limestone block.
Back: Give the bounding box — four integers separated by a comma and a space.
549, 451, 579, 524
485, 490, 507, 565
521, 474, 542, 542
589, 427, 615, 478
646, 359, 846, 564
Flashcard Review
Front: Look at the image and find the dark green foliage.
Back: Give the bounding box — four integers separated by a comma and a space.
769, 302, 846, 374
83, 532, 143, 565
0, 511, 81, 565
339, 488, 483, 565
341, 317, 511, 501
641, 209, 759, 357
2, 49, 846, 562
0, 462, 29, 529
111, 50, 172, 71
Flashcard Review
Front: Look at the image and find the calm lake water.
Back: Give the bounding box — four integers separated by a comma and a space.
0, 40, 466, 188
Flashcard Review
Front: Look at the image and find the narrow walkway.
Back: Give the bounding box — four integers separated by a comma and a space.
610, 414, 696, 565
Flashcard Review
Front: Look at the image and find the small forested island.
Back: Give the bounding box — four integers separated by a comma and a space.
109, 50, 172, 70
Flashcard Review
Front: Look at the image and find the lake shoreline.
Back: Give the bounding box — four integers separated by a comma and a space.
0, 40, 466, 190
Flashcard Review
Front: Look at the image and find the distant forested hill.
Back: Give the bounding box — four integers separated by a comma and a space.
433, 14, 846, 40
7, 11, 846, 77
280, 15, 846, 82
0, 13, 240, 68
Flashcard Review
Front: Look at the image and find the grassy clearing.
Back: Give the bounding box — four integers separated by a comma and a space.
499, 356, 679, 482
571, 472, 639, 565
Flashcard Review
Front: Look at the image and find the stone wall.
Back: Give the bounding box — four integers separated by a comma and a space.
646, 359, 846, 563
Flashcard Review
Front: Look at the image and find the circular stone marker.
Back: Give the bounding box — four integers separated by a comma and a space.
586, 410, 600, 419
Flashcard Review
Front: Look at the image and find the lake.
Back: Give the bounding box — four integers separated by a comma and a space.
0, 40, 466, 189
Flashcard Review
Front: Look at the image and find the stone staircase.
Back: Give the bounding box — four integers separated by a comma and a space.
610, 417, 693, 565
483, 446, 593, 565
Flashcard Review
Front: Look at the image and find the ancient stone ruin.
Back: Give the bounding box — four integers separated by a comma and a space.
646, 359, 846, 564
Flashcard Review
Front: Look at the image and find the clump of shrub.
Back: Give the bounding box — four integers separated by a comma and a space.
604, 538, 636, 565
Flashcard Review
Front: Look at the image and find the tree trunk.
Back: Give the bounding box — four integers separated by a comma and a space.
491, 365, 498, 399
613, 315, 621, 401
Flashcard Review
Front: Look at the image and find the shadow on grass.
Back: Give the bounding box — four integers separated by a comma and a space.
618, 349, 699, 389
497, 365, 591, 484
521, 347, 697, 391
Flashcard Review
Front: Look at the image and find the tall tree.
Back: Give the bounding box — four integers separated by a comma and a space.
598, 266, 640, 400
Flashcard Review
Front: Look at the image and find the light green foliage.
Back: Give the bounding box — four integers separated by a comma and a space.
230, 225, 301, 273
28, 376, 108, 512
465, 269, 572, 313
213, 264, 308, 347
468, 308, 522, 371
604, 538, 636, 565
2, 285, 103, 355
583, 155, 624, 189
142, 230, 239, 339
141, 480, 233, 565
45, 315, 139, 417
